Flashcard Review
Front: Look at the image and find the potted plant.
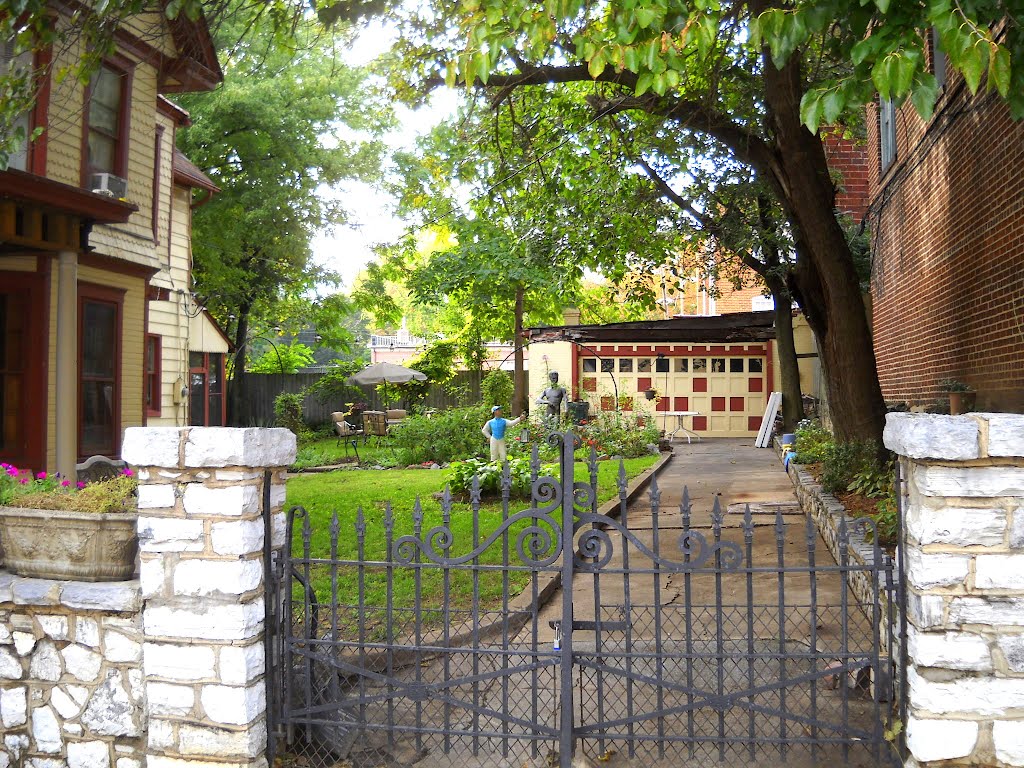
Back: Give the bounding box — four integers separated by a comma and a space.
0, 464, 138, 581
938, 378, 976, 415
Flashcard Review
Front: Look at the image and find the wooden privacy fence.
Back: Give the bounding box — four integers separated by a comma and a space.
242, 370, 484, 426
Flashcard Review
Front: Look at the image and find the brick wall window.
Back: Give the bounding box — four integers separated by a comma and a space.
145, 334, 161, 417
879, 97, 896, 173
931, 27, 947, 89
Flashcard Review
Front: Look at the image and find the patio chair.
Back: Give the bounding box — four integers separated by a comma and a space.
362, 411, 389, 444
331, 411, 362, 461
385, 409, 407, 429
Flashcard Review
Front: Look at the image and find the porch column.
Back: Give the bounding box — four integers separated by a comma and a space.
55, 249, 78, 479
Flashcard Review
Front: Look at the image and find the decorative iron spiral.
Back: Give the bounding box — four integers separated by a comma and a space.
576, 527, 614, 569
516, 523, 561, 565
573, 481, 596, 513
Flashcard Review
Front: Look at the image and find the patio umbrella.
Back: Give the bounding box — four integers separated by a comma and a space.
346, 362, 427, 409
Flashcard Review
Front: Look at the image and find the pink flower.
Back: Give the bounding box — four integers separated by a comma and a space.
19, 478, 28, 485
76, 482, 86, 489
6, 467, 17, 477
61, 480, 71, 487
121, 467, 133, 477
38, 471, 47, 480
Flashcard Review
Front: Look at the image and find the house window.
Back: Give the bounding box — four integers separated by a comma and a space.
189, 351, 225, 426
79, 286, 123, 458
145, 334, 161, 417
2, 39, 32, 171
879, 97, 896, 172
85, 62, 131, 179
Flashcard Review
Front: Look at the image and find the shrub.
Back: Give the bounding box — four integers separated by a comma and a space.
577, 410, 660, 458
481, 369, 514, 410
390, 405, 491, 465
273, 392, 307, 436
793, 419, 834, 464
303, 361, 364, 405
446, 456, 554, 497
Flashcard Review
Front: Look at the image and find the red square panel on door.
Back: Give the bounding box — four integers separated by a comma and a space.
711, 397, 726, 412
583, 378, 597, 392
693, 416, 708, 431
693, 378, 708, 392
656, 398, 669, 412
673, 396, 688, 411
748, 377, 763, 393
748, 416, 763, 431
637, 377, 652, 391
730, 397, 745, 411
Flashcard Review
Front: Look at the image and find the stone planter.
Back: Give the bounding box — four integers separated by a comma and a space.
0, 506, 138, 581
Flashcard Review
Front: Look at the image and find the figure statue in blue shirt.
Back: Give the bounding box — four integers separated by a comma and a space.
481, 405, 523, 462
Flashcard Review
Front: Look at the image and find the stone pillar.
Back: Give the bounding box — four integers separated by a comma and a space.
884, 412, 1024, 767
121, 427, 295, 768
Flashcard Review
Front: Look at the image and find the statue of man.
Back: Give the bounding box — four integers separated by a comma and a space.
537, 371, 566, 419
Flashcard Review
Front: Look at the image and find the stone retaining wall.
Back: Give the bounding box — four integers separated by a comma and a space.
0, 427, 295, 768
884, 412, 1024, 767
783, 451, 897, 630
0, 577, 143, 768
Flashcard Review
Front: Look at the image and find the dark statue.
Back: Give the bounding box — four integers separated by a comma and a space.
537, 371, 566, 419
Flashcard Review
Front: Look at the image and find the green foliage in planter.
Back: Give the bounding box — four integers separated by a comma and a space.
481, 369, 514, 411
793, 419, 834, 464
14, 475, 138, 514
391, 405, 491, 465
274, 392, 308, 436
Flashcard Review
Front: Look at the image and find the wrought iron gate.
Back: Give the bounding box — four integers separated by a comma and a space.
266, 433, 903, 767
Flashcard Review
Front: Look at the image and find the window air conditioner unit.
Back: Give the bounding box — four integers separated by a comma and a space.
90, 172, 128, 199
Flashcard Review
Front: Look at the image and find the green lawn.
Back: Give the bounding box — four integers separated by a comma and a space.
283, 456, 660, 635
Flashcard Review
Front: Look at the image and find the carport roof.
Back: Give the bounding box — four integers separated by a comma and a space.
526, 311, 777, 344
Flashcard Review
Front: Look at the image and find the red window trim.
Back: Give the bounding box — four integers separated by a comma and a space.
80, 53, 135, 186
78, 282, 125, 460
145, 333, 161, 417
152, 125, 164, 243
189, 351, 226, 427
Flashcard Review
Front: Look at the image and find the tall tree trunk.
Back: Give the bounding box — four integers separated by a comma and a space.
760, 55, 886, 445
754, 195, 804, 432
228, 305, 251, 427
767, 278, 804, 432
512, 286, 526, 417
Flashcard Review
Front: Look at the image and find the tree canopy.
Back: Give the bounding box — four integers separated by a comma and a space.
174, 7, 390, 422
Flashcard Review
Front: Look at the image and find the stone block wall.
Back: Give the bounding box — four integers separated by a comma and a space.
122, 427, 294, 768
885, 412, 1024, 767
0, 427, 295, 768
0, 577, 143, 768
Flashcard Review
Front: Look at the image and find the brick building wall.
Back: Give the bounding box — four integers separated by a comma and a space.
866, 65, 1024, 412
823, 133, 869, 223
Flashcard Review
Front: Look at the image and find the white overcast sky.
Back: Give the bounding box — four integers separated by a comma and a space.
310, 21, 460, 291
